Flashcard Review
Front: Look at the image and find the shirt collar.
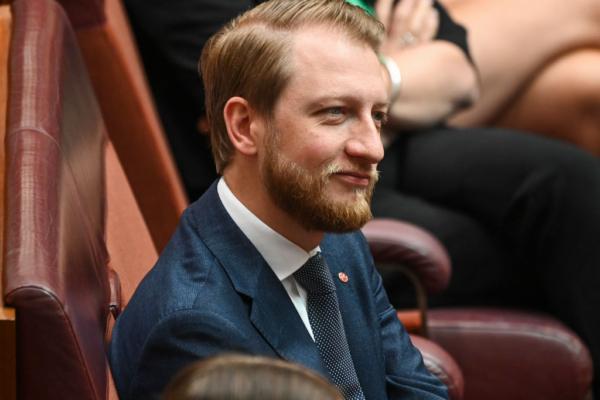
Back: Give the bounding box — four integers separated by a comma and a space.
217, 178, 319, 281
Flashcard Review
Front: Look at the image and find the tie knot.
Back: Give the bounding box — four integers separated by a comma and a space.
294, 253, 337, 294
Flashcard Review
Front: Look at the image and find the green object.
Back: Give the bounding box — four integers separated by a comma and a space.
346, 0, 375, 16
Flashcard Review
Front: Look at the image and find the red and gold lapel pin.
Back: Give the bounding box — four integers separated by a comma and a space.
338, 272, 349, 283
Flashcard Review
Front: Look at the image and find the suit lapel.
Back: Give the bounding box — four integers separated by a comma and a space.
191, 182, 325, 375
249, 265, 325, 375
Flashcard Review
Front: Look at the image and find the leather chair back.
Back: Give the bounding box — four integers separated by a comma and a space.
0, 4, 16, 399
2, 0, 157, 398
3, 0, 110, 397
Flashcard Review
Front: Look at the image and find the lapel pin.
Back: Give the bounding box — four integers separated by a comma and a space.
338, 272, 349, 283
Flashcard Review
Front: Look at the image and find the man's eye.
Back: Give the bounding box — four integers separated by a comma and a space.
372, 111, 388, 127
320, 107, 346, 124
326, 107, 344, 116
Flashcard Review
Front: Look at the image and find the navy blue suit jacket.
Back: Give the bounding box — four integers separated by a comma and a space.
109, 182, 447, 399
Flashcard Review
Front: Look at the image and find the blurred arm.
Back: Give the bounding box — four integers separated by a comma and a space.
376, 0, 479, 130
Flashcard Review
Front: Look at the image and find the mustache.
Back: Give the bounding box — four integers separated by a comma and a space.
323, 163, 380, 183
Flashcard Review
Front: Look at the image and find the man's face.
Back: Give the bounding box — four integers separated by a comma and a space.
259, 25, 388, 232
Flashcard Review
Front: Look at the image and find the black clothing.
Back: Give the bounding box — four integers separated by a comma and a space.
124, 0, 262, 200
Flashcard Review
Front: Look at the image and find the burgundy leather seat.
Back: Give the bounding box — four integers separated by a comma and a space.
428, 308, 593, 400
3, 0, 112, 397
1, 0, 158, 398
363, 218, 594, 400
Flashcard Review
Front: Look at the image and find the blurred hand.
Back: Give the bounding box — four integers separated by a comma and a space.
376, 0, 439, 54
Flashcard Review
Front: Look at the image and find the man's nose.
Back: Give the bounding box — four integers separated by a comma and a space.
345, 118, 385, 164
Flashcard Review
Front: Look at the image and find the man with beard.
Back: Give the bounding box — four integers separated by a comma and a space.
109, 1, 447, 399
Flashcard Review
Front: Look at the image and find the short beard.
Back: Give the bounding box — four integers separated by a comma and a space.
262, 135, 378, 233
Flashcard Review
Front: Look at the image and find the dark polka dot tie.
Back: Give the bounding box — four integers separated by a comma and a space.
294, 253, 366, 400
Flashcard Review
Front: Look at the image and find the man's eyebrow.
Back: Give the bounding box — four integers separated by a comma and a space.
307, 95, 390, 108
374, 101, 390, 109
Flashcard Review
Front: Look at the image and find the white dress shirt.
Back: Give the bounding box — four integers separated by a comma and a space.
217, 178, 317, 340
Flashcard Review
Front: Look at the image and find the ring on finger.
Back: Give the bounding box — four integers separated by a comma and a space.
400, 31, 417, 46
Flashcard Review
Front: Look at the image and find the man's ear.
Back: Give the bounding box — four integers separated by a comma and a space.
223, 96, 262, 156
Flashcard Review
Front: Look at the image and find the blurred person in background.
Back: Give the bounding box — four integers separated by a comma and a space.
440, 0, 600, 155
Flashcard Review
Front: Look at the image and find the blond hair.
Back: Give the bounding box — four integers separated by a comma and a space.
199, 0, 384, 173
163, 354, 344, 400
